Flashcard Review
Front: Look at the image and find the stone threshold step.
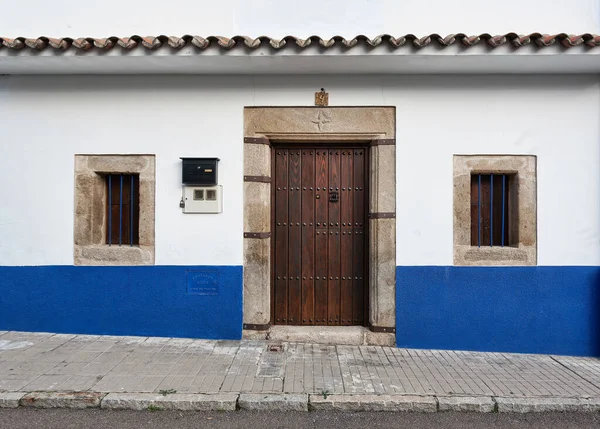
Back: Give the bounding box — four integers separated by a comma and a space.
243, 325, 395, 346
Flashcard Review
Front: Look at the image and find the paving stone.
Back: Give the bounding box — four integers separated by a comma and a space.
0, 392, 26, 408
309, 394, 437, 412
20, 391, 105, 408
238, 394, 308, 411
0, 378, 35, 392
495, 396, 600, 413
101, 393, 238, 411
437, 395, 495, 412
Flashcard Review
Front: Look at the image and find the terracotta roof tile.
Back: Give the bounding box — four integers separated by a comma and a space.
1, 33, 600, 52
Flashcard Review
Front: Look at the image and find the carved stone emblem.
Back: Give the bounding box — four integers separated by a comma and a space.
311, 110, 332, 132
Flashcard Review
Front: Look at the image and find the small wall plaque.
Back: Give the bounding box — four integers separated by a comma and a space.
186, 270, 219, 295
315, 88, 329, 106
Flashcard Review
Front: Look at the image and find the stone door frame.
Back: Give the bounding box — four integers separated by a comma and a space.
243, 107, 396, 334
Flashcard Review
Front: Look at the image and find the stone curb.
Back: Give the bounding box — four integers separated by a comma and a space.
4, 391, 600, 413
238, 394, 308, 411
0, 392, 27, 408
309, 394, 437, 412
437, 396, 496, 412
20, 391, 106, 409
495, 397, 600, 413
100, 393, 238, 411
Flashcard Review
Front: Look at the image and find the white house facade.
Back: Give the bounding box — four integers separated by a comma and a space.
0, 0, 599, 356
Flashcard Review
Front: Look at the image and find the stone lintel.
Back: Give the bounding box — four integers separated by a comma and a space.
244, 107, 396, 139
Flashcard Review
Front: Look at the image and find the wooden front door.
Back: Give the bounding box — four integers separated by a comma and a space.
272, 146, 368, 326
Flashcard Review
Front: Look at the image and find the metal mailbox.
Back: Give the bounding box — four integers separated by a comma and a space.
180, 157, 219, 185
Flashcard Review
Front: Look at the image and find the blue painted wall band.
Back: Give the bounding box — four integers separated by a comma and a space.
0, 265, 243, 340
396, 266, 600, 357
1, 265, 599, 357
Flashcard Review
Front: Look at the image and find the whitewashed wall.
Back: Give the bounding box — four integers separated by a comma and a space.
0, 0, 598, 38
0, 75, 598, 266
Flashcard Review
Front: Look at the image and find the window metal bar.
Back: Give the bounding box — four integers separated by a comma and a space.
501, 174, 506, 247
130, 175, 134, 246
119, 174, 123, 246
490, 173, 494, 247
108, 175, 112, 246
477, 174, 481, 248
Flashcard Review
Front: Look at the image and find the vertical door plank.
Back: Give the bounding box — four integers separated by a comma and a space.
315, 230, 328, 325
340, 149, 354, 326
274, 150, 289, 324
328, 149, 341, 325
314, 149, 329, 325
301, 149, 315, 325
287, 149, 302, 325
315, 149, 329, 229
327, 229, 341, 326
352, 149, 366, 325
340, 150, 354, 227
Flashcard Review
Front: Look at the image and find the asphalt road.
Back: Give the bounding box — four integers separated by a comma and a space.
1, 409, 600, 429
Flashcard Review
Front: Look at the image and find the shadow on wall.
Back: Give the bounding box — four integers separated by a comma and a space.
396, 266, 600, 357
3, 74, 599, 100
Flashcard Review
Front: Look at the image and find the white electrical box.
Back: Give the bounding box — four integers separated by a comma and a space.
182, 185, 223, 214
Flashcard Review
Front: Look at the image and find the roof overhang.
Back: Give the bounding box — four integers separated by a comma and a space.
2, 34, 600, 74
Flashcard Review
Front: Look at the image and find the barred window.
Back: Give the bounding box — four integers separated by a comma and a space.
105, 174, 140, 246
470, 173, 514, 247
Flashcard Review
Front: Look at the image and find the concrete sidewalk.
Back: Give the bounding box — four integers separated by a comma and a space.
1, 331, 600, 412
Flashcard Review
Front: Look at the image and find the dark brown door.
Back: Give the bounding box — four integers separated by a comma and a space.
273, 146, 367, 326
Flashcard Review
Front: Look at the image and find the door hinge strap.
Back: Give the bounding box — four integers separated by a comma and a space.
244, 175, 271, 183
368, 212, 395, 219
244, 232, 271, 239
244, 137, 270, 145
370, 326, 396, 333
243, 323, 271, 331
371, 138, 395, 146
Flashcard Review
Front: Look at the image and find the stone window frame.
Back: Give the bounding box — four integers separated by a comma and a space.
243, 106, 396, 336
74, 154, 155, 266
453, 155, 537, 266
